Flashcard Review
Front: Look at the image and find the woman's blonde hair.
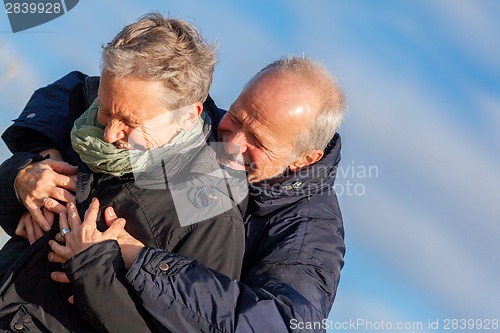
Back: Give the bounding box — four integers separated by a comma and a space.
102, 13, 217, 110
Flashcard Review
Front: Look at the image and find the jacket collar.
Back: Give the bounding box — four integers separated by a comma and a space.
248, 133, 342, 216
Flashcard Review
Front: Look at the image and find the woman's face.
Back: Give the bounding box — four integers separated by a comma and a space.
96, 70, 180, 150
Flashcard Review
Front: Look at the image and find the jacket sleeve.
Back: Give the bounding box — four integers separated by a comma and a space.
1, 71, 88, 154
125, 249, 294, 333
0, 152, 45, 236
63, 215, 343, 333
63, 240, 164, 333
125, 215, 345, 333
63, 212, 246, 333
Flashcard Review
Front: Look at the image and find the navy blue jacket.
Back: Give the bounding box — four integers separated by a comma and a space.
1, 72, 345, 332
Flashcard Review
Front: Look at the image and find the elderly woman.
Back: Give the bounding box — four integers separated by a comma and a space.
0, 13, 246, 332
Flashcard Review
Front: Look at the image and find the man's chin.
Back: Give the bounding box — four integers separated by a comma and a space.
225, 160, 247, 172
216, 152, 246, 171
247, 167, 289, 184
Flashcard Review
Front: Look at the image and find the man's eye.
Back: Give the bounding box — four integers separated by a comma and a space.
229, 113, 240, 123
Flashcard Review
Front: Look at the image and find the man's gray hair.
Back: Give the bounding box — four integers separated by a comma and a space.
262, 57, 346, 156
102, 13, 217, 110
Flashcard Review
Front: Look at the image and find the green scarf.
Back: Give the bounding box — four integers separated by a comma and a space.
71, 99, 205, 177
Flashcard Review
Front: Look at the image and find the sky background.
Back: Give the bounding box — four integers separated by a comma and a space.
1, 1, 499, 332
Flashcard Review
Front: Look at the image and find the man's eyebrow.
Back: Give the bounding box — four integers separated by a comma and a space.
229, 109, 262, 140
250, 127, 266, 145
228, 109, 242, 122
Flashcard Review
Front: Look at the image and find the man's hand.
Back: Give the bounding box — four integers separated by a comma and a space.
15, 210, 55, 244
102, 205, 145, 270
15, 156, 77, 232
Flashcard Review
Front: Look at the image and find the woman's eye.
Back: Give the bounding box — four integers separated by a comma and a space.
126, 121, 141, 128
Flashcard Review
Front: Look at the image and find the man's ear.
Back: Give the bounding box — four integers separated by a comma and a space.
288, 149, 324, 172
179, 102, 203, 130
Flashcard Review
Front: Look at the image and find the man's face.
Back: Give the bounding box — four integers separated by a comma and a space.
97, 70, 179, 150
217, 70, 315, 183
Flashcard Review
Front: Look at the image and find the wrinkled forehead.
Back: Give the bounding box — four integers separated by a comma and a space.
98, 70, 173, 120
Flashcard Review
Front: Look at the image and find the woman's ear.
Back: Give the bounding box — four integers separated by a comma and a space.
179, 102, 203, 130
288, 149, 324, 172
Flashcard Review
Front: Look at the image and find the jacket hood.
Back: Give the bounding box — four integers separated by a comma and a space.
248, 133, 342, 216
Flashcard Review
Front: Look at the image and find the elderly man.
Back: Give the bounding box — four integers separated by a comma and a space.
0, 13, 246, 332
2, 57, 346, 332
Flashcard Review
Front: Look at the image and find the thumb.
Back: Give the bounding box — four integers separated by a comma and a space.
50, 160, 78, 175
104, 206, 119, 227
103, 218, 126, 239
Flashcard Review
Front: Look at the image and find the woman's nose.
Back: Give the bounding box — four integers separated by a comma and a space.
103, 119, 126, 143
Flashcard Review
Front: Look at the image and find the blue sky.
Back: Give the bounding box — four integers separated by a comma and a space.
1, 1, 499, 331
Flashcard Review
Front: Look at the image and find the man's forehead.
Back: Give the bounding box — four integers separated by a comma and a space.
246, 72, 315, 118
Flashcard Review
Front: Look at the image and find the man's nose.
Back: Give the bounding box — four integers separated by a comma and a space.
225, 131, 248, 154
103, 119, 126, 143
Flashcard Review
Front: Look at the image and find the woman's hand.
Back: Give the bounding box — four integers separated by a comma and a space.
49, 198, 145, 301
48, 198, 126, 262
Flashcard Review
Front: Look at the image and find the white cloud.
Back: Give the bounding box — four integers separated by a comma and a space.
0, 60, 18, 87
426, 0, 500, 72
331, 38, 500, 317
343, 55, 500, 223
330, 292, 434, 333
344, 183, 500, 318
467, 87, 500, 155
0, 42, 44, 160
